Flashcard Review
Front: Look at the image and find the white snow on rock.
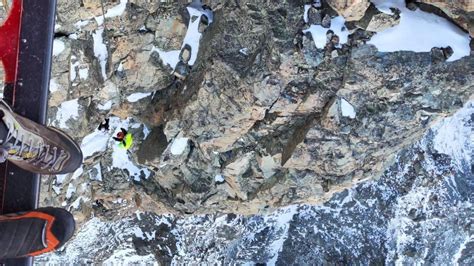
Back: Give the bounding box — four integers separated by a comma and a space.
433, 100, 473, 170
90, 163, 103, 181
70, 56, 80, 82
66, 183, 76, 200
70, 196, 88, 210
151, 3, 211, 69
95, 0, 128, 26
56, 174, 68, 184
111, 119, 151, 181
341, 98, 356, 119
98, 100, 113, 110
52, 185, 61, 195
112, 143, 151, 181
71, 167, 84, 180
371, 0, 401, 14
78, 67, 89, 80
89, 163, 102, 182
151, 47, 180, 70
126, 92, 152, 102
453, 235, 473, 264
74, 19, 90, 29
265, 205, 299, 265
182, 6, 205, 66
49, 79, 60, 93
170, 137, 189, 155
80, 117, 151, 180
92, 28, 108, 80
303, 4, 311, 23
369, 0, 471, 61
54, 99, 80, 129
103, 249, 158, 265
81, 130, 110, 159
214, 174, 224, 183
303, 16, 349, 48
53, 39, 65, 56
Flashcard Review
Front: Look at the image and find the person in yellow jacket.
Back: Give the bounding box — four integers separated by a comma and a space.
113, 128, 133, 149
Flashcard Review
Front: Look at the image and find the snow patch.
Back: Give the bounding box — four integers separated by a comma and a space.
126, 92, 152, 102
214, 174, 224, 183
170, 138, 189, 155
182, 6, 204, 66
54, 99, 80, 129
49, 79, 60, 93
151, 47, 180, 69
98, 100, 113, 110
95, 0, 128, 26
78, 67, 89, 80
112, 145, 151, 181
368, 0, 471, 61
70, 56, 80, 82
66, 183, 76, 200
71, 167, 84, 180
303, 16, 349, 49
303, 4, 311, 23
341, 98, 356, 119
111, 119, 151, 181
53, 39, 65, 56
92, 28, 108, 80
81, 130, 110, 159
74, 20, 90, 29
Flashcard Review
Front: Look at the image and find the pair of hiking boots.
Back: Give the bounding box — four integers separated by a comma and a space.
0, 99, 82, 259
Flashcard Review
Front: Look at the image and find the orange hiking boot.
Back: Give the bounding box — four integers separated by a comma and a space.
0, 99, 83, 175
0, 207, 75, 259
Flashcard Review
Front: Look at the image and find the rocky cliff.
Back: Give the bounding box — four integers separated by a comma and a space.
0, 0, 471, 264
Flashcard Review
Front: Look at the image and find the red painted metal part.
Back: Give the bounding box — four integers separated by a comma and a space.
0, 0, 22, 83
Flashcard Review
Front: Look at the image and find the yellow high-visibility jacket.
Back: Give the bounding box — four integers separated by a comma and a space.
118, 133, 133, 150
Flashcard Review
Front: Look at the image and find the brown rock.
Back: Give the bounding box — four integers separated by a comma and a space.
417, 0, 474, 36
326, 0, 370, 21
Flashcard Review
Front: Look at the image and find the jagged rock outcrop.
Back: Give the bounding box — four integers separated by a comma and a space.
326, 0, 370, 21
417, 0, 474, 36
38, 101, 474, 264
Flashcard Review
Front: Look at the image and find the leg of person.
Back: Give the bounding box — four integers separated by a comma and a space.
0, 99, 83, 175
0, 207, 75, 259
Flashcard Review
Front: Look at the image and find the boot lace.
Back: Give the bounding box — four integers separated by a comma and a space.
2, 121, 68, 172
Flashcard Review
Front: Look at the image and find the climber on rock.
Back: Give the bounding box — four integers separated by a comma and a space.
113, 127, 133, 149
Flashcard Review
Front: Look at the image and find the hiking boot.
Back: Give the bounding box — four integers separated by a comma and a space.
0, 207, 75, 259
0, 99, 83, 175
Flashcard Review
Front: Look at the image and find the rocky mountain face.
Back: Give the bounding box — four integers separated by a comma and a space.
39, 101, 473, 264
1, 0, 469, 264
